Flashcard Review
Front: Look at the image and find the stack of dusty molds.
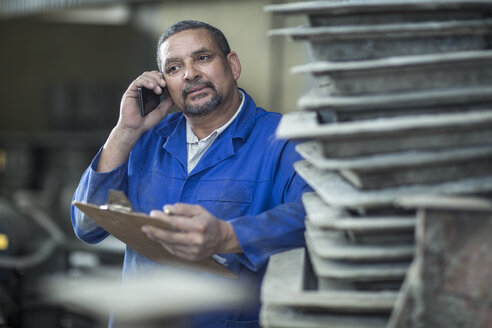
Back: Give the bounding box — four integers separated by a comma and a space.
261, 1, 492, 328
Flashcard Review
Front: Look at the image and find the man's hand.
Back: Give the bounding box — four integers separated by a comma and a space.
97, 71, 173, 173
118, 70, 173, 134
142, 203, 242, 262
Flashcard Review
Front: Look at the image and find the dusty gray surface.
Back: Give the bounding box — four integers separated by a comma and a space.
297, 86, 492, 122
269, 20, 492, 62
388, 196, 492, 328
307, 240, 410, 281
295, 160, 492, 211
261, 248, 398, 312
261, 304, 388, 328
297, 141, 492, 189
297, 141, 492, 171
292, 50, 492, 96
302, 192, 416, 233
305, 223, 414, 261
276, 110, 492, 146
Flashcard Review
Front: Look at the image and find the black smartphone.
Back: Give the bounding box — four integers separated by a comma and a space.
137, 87, 166, 117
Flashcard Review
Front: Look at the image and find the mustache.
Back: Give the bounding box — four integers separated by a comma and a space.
182, 81, 216, 98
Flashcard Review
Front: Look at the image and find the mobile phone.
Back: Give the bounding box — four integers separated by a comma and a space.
137, 87, 166, 117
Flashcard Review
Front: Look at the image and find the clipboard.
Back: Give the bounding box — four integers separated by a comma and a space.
72, 190, 236, 279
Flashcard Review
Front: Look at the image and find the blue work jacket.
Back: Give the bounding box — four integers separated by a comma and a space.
71, 89, 310, 328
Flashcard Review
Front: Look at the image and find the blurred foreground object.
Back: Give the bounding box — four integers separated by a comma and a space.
42, 268, 252, 328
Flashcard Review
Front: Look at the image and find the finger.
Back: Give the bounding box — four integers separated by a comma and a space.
150, 209, 172, 221
142, 225, 203, 247
142, 225, 210, 261
169, 246, 204, 261
166, 215, 210, 234
163, 204, 174, 215
148, 210, 179, 231
143, 70, 166, 86
149, 205, 214, 233
168, 203, 206, 217
140, 79, 163, 94
146, 233, 205, 262
135, 72, 165, 94
142, 225, 179, 247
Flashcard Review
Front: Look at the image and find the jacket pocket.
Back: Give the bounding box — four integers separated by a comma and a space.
197, 181, 254, 220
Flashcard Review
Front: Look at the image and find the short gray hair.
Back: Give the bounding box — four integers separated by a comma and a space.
156, 20, 231, 71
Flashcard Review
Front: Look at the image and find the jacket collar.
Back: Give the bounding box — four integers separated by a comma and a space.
154, 88, 256, 175
230, 88, 256, 142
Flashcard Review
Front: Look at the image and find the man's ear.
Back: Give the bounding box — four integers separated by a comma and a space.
227, 51, 241, 81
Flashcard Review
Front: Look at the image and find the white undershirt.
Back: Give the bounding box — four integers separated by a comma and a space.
186, 90, 244, 173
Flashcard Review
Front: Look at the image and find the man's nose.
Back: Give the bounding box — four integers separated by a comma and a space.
183, 63, 201, 82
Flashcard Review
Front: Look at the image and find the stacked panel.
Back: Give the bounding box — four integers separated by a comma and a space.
261, 1, 492, 327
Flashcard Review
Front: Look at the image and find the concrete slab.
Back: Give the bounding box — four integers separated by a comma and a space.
307, 240, 410, 281
298, 86, 492, 122
292, 50, 492, 96
277, 110, 492, 157
294, 160, 492, 212
302, 192, 416, 233
269, 20, 492, 62
297, 141, 492, 189
264, 1, 492, 27
261, 248, 398, 312
261, 304, 388, 328
305, 223, 414, 261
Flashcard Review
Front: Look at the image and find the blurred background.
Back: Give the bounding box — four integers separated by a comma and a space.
0, 0, 310, 327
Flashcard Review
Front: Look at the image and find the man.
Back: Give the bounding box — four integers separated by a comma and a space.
71, 20, 310, 327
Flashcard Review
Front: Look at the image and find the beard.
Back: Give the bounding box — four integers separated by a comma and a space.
182, 81, 222, 117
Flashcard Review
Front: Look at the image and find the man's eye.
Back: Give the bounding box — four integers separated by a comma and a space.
198, 55, 209, 61
167, 66, 180, 75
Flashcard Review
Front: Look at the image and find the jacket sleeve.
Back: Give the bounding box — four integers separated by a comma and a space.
228, 140, 311, 272
70, 148, 129, 244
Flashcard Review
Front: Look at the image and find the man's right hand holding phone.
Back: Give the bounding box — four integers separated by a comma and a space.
97, 71, 173, 173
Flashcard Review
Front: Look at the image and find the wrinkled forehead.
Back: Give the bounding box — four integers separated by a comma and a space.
158, 29, 218, 65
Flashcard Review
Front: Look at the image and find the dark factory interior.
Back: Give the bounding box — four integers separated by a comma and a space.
0, 6, 151, 328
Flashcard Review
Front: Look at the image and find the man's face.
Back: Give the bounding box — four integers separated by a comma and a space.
158, 29, 240, 116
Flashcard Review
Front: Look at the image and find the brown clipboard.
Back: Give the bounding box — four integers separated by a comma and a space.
72, 192, 236, 279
